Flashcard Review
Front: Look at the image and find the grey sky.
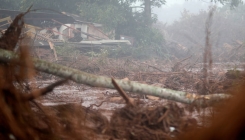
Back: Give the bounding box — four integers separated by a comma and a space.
154, 0, 218, 24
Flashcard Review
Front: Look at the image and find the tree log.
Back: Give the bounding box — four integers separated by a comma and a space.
0, 48, 230, 106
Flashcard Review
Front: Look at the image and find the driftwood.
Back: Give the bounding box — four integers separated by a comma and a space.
0, 48, 230, 106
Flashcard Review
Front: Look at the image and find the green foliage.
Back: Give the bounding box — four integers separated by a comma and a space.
79, 1, 127, 32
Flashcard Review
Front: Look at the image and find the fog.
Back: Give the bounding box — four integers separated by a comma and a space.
151, 0, 245, 62
154, 0, 220, 25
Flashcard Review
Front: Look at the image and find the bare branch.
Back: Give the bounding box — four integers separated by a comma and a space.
23, 78, 68, 101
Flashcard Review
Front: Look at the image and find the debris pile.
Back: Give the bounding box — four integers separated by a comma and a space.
108, 103, 194, 140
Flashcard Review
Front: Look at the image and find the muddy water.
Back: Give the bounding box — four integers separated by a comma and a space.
36, 80, 128, 119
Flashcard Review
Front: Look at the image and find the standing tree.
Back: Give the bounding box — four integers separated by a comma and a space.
129, 0, 165, 26
143, 0, 165, 26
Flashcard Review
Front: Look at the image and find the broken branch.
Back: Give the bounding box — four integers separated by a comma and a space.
112, 78, 135, 107
23, 78, 68, 101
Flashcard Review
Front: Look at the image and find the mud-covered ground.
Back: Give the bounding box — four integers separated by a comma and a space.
28, 59, 243, 139
36, 60, 244, 120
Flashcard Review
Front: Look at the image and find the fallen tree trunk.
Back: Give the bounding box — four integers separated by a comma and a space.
0, 48, 230, 106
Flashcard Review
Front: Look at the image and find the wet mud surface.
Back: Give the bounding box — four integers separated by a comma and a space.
36, 62, 245, 122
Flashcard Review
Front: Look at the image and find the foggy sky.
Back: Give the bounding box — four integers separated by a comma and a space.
154, 0, 219, 25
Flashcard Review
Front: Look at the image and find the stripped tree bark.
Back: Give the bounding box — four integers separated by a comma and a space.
0, 48, 230, 106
